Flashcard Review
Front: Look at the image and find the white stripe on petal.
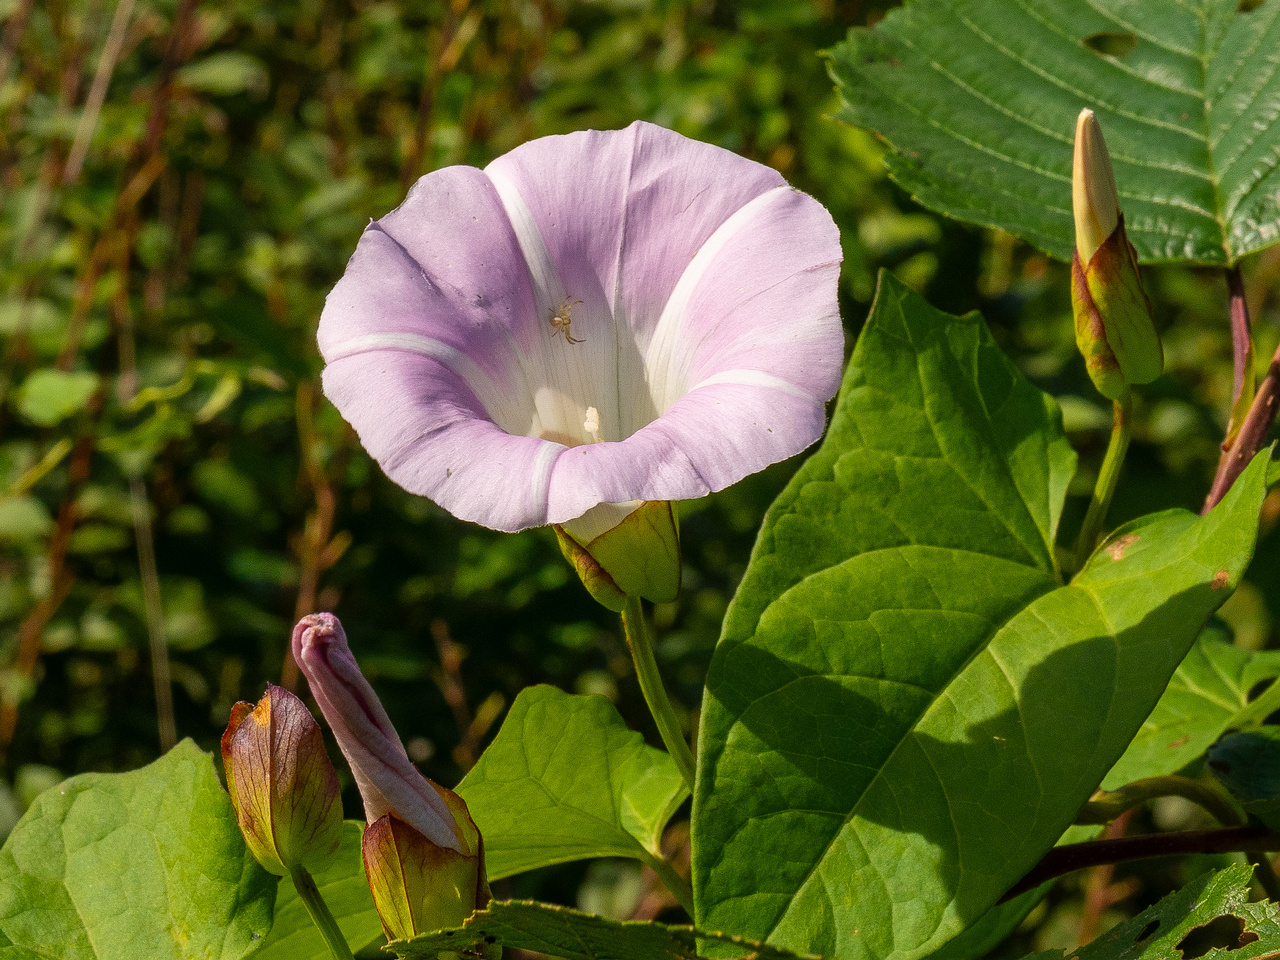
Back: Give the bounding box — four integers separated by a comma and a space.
688, 368, 819, 402
645, 185, 792, 413
323, 331, 529, 429
487, 165, 624, 448
529, 440, 562, 514
487, 166, 565, 310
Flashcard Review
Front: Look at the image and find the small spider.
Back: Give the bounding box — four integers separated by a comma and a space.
549, 296, 585, 343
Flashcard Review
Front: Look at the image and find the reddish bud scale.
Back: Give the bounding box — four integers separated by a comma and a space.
221, 684, 343, 877
1071, 216, 1163, 401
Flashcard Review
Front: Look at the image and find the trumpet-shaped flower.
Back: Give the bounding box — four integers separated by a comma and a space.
292, 613, 490, 937
317, 121, 843, 534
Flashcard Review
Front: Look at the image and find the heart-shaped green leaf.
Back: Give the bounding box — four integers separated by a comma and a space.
692, 272, 1269, 960
0, 739, 275, 960
828, 0, 1280, 265
458, 685, 688, 880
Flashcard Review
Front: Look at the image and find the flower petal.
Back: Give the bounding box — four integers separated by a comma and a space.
645, 184, 843, 412
486, 121, 784, 339
321, 351, 563, 531
319, 123, 843, 533
486, 121, 786, 436
545, 381, 830, 521
318, 166, 541, 437
292, 614, 464, 852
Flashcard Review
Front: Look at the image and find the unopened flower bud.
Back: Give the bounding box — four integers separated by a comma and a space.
221, 684, 343, 877
1071, 109, 1163, 401
292, 613, 491, 935
554, 500, 680, 612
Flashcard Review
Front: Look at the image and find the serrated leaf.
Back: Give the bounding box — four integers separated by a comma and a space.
1026, 864, 1280, 960
692, 272, 1269, 960
388, 899, 814, 960
253, 820, 383, 960
457, 685, 688, 880
828, 0, 1280, 265
0, 739, 275, 960
1104, 622, 1280, 789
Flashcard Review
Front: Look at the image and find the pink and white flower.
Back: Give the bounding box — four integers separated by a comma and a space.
318, 121, 843, 534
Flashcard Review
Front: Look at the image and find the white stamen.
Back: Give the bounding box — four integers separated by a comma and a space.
583, 406, 601, 442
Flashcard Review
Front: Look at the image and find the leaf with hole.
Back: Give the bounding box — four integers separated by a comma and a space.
692, 272, 1269, 960
1024, 864, 1280, 960
828, 0, 1280, 264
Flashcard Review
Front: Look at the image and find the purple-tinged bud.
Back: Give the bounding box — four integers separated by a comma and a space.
1071, 109, 1163, 401
220, 684, 343, 877
292, 613, 491, 935
554, 500, 680, 612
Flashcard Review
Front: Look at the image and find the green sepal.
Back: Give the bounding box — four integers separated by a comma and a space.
362, 814, 488, 943
554, 501, 680, 611
1072, 216, 1163, 401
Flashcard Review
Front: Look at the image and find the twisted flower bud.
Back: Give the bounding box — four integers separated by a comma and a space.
221, 684, 343, 877
292, 613, 490, 941
1071, 108, 1163, 401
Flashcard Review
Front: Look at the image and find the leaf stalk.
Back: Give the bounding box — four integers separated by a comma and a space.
1206, 271, 1280, 512
1004, 825, 1280, 902
1076, 775, 1245, 828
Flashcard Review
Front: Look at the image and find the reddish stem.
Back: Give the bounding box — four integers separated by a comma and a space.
1205, 269, 1279, 512
1003, 825, 1279, 901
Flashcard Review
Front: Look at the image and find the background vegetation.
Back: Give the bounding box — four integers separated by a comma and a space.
2, 0, 1276, 951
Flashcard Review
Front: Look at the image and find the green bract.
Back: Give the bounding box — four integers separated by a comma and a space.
1071, 111, 1162, 401
554, 500, 681, 612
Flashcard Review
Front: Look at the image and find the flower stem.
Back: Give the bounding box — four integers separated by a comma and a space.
290, 866, 356, 960
1073, 389, 1132, 572
644, 851, 695, 917
621, 595, 696, 791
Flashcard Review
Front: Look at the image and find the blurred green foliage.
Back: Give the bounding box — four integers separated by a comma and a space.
1, 0, 1279, 948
